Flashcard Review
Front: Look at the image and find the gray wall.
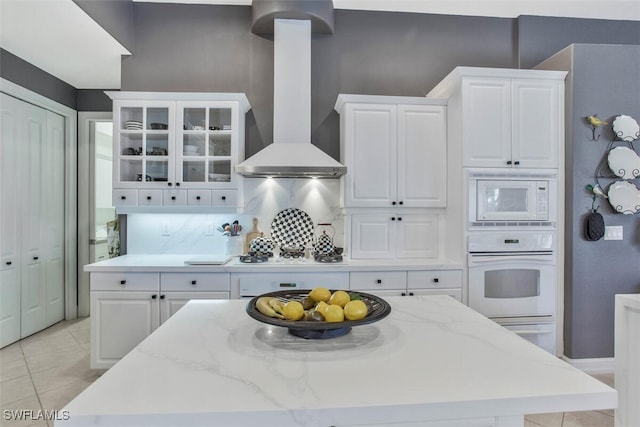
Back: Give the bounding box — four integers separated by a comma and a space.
539, 44, 640, 358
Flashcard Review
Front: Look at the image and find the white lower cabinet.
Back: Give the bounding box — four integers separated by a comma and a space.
351, 214, 439, 259
350, 269, 462, 301
90, 272, 230, 368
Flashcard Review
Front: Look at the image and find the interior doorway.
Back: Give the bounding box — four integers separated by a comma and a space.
78, 112, 114, 317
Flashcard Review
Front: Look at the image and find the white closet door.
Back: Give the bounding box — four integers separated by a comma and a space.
45, 111, 65, 325
0, 94, 22, 347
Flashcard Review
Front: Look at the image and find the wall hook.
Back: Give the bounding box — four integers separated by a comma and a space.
586, 115, 608, 141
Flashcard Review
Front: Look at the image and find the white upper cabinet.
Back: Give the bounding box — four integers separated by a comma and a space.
336, 95, 448, 208
107, 92, 250, 209
428, 67, 565, 169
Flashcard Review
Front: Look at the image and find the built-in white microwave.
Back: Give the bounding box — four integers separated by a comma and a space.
469, 178, 555, 224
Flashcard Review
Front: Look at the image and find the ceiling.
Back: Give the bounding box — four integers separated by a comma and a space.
1, 0, 638, 90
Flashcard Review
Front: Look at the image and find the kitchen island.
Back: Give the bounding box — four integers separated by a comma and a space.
59, 296, 616, 427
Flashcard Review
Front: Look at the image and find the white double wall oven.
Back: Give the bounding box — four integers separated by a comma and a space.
466, 170, 559, 355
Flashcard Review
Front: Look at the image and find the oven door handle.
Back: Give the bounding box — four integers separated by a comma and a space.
469, 255, 554, 263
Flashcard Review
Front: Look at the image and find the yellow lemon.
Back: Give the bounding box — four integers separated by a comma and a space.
282, 300, 304, 321
324, 305, 345, 322
344, 300, 368, 321
315, 301, 330, 316
329, 290, 350, 308
309, 287, 331, 303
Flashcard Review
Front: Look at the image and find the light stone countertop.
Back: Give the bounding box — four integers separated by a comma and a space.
83, 254, 463, 273
58, 296, 616, 427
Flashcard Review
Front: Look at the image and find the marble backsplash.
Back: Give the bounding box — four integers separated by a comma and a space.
126, 178, 344, 255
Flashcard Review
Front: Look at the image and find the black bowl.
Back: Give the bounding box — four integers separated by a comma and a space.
246, 290, 391, 339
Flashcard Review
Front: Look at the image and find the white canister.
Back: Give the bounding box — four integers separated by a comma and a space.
225, 236, 243, 256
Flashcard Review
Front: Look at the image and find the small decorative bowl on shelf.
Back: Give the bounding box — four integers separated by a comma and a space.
246, 289, 391, 339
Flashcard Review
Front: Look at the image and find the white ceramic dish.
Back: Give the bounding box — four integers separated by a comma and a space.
607, 146, 640, 180
183, 145, 198, 154
612, 115, 640, 142
608, 181, 640, 214
208, 173, 230, 182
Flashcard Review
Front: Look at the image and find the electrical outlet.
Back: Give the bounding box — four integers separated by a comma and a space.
604, 226, 623, 240
161, 222, 171, 236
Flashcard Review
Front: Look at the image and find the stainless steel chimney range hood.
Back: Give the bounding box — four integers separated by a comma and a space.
235, 1, 346, 179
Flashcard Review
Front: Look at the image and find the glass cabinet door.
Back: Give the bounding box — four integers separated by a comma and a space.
116, 103, 173, 187
178, 104, 234, 186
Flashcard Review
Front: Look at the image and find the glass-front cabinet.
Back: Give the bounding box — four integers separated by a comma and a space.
107, 92, 250, 209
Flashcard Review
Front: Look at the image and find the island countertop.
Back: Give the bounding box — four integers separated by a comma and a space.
59, 296, 616, 427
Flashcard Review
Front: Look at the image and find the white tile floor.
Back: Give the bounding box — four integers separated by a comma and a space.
1, 319, 616, 427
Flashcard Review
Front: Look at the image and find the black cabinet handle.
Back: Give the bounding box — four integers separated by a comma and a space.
196, 196, 201, 200
191, 280, 197, 285
121, 196, 126, 200
401, 292, 406, 296
171, 196, 176, 200
409, 292, 414, 296
221, 196, 226, 201
391, 217, 396, 221
160, 294, 165, 299
120, 280, 126, 285
146, 196, 151, 200
399, 201, 403, 205
168, 182, 173, 187
376, 279, 382, 284
151, 294, 157, 299
392, 201, 396, 205
6, 261, 11, 265
33, 256, 39, 260
176, 182, 180, 187
514, 160, 520, 165
433, 278, 439, 283
398, 217, 402, 221
506, 160, 512, 165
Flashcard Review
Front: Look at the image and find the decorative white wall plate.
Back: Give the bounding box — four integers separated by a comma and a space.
607, 146, 640, 180
608, 181, 640, 214
612, 115, 640, 142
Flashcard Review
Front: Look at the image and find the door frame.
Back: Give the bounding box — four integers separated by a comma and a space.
78, 112, 112, 316
0, 77, 78, 320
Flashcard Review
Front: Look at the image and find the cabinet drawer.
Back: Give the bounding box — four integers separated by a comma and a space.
212, 190, 238, 207
350, 271, 407, 291
160, 273, 230, 292
113, 189, 138, 206
407, 270, 462, 289
139, 190, 163, 206
91, 272, 159, 291
163, 190, 187, 206
187, 190, 212, 206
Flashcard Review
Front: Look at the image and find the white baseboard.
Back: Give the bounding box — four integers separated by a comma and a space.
562, 356, 615, 374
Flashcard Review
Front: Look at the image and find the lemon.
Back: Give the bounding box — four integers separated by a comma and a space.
329, 290, 350, 308
344, 300, 368, 321
309, 287, 331, 303
315, 301, 330, 316
324, 305, 345, 322
282, 301, 304, 321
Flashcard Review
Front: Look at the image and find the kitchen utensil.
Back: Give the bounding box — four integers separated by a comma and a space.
270, 208, 314, 249
313, 223, 336, 255
244, 217, 263, 254
246, 289, 391, 339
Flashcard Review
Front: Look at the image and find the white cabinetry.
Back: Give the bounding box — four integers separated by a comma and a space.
0, 93, 65, 348
90, 271, 229, 368
350, 269, 462, 301
107, 92, 251, 211
335, 95, 447, 208
428, 67, 565, 169
351, 214, 439, 259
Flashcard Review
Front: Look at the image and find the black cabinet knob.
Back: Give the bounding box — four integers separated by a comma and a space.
176, 182, 180, 187
171, 196, 176, 200
221, 196, 226, 201
391, 217, 396, 221
33, 256, 39, 260
398, 217, 402, 221
399, 201, 403, 205
514, 160, 520, 165
151, 294, 157, 299
120, 280, 126, 285
196, 196, 201, 200
191, 280, 197, 285
433, 278, 439, 283
376, 279, 382, 284
401, 292, 406, 296
168, 182, 173, 187
506, 160, 513, 165
409, 292, 414, 296
121, 196, 126, 200
160, 294, 165, 299
6, 261, 11, 265
146, 196, 151, 200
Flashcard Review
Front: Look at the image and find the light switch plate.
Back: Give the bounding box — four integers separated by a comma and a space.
604, 226, 623, 240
